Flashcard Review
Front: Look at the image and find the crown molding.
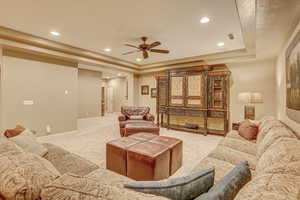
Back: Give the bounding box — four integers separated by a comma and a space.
0, 0, 256, 74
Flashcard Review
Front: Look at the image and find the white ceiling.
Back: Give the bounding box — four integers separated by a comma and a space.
0, 0, 245, 65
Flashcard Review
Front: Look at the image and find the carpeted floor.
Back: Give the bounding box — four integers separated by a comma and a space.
38, 113, 222, 177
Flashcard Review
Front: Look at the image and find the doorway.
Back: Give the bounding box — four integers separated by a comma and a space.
101, 87, 105, 116
107, 87, 114, 113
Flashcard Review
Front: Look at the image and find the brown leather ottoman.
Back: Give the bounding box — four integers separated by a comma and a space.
127, 141, 170, 181
129, 132, 159, 142
124, 123, 160, 137
106, 137, 142, 176
150, 136, 183, 175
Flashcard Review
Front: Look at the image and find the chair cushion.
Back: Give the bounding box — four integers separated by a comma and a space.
129, 115, 144, 120
121, 106, 150, 117
235, 174, 300, 200
208, 146, 257, 170
0, 152, 60, 200
256, 137, 300, 177
219, 137, 257, 156
124, 168, 214, 200
9, 129, 48, 156
193, 157, 236, 183
119, 120, 151, 128
256, 126, 296, 158
195, 161, 251, 200
238, 120, 259, 140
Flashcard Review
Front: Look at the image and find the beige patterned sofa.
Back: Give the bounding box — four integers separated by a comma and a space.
193, 116, 300, 200
0, 116, 299, 200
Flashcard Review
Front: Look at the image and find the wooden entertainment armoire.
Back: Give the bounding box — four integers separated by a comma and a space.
156, 65, 230, 136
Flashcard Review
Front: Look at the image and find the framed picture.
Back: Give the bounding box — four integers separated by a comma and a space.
151, 88, 157, 98
286, 29, 300, 123
141, 85, 149, 95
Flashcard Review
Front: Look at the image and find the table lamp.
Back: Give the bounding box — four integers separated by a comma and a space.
238, 92, 263, 120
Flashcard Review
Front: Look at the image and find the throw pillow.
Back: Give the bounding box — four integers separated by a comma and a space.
9, 129, 48, 156
0, 152, 60, 200
129, 115, 144, 120
238, 120, 258, 140
3, 125, 25, 138
195, 161, 251, 200
124, 168, 215, 200
41, 173, 163, 200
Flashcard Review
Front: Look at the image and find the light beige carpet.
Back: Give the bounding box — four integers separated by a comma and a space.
38, 113, 222, 177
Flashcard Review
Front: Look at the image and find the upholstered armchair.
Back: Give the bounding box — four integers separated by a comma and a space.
118, 106, 155, 136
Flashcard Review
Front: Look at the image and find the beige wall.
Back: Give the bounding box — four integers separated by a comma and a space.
276, 20, 300, 136
78, 69, 104, 118
0, 56, 78, 135
136, 60, 277, 128
107, 77, 128, 112
228, 59, 277, 125
136, 74, 157, 115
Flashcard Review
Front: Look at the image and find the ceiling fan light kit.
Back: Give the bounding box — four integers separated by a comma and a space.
123, 37, 170, 59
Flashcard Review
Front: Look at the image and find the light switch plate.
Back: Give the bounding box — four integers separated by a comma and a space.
23, 100, 34, 105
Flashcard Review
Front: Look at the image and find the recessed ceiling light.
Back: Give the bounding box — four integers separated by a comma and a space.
104, 48, 111, 52
217, 42, 225, 47
200, 17, 210, 24
136, 58, 142, 62
50, 31, 60, 36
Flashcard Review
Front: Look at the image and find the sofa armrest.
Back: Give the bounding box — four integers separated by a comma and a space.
118, 114, 127, 121
43, 143, 99, 176
145, 113, 155, 121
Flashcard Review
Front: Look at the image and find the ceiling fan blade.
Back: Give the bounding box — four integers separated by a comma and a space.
125, 44, 140, 49
122, 50, 141, 55
148, 41, 161, 49
150, 49, 170, 54
143, 50, 149, 59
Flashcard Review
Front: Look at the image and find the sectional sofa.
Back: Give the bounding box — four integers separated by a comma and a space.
0, 116, 299, 199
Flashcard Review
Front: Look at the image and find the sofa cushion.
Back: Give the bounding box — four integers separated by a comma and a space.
43, 143, 99, 176
256, 126, 296, 158
208, 146, 257, 170
219, 137, 257, 156
256, 137, 300, 177
0, 152, 60, 200
235, 174, 300, 200
238, 120, 259, 140
257, 119, 284, 144
9, 129, 48, 156
41, 173, 168, 200
0, 137, 23, 155
193, 157, 236, 183
124, 168, 214, 200
195, 161, 251, 200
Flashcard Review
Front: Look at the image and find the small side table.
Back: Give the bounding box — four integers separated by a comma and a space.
232, 122, 240, 130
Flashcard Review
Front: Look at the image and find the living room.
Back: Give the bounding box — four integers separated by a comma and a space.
0, 0, 299, 200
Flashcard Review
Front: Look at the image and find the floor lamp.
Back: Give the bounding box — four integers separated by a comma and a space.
238, 92, 263, 120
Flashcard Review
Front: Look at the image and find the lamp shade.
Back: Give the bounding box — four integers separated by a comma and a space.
238, 92, 263, 104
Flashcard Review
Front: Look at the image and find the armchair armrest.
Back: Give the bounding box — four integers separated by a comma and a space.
145, 113, 155, 121
118, 114, 127, 121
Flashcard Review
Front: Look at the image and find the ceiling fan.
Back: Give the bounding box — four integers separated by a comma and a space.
122, 37, 170, 59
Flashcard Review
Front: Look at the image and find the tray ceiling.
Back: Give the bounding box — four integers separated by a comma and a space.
0, 0, 245, 65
